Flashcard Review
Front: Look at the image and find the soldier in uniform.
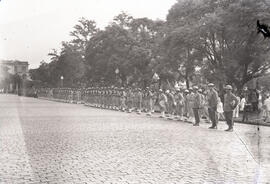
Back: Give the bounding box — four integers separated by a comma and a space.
192, 86, 203, 126
159, 89, 167, 118
146, 88, 155, 116
119, 87, 127, 111
89, 87, 93, 106
126, 87, 133, 113
98, 87, 102, 108
117, 87, 122, 111
131, 88, 136, 112
104, 87, 108, 109
187, 88, 195, 123
93, 87, 97, 107
136, 88, 143, 114
95, 87, 99, 107
175, 88, 184, 121
166, 90, 175, 120
83, 88, 88, 106
223, 85, 239, 132
108, 86, 113, 109
72, 89, 76, 103
183, 89, 189, 121
115, 87, 120, 110
141, 88, 147, 112
111, 87, 116, 110
207, 83, 219, 129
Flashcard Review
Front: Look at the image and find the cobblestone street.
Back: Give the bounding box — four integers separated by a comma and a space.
0, 94, 269, 184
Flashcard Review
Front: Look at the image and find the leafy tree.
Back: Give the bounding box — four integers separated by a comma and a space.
31, 1, 270, 91
29, 61, 51, 86
85, 13, 166, 87
70, 17, 99, 56
165, 0, 270, 91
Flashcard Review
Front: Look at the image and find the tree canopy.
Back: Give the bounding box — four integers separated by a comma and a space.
30, 0, 270, 92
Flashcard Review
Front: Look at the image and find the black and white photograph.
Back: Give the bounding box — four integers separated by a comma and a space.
0, 0, 270, 183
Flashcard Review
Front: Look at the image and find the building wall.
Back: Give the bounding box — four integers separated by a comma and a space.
0, 60, 29, 92
0, 60, 29, 76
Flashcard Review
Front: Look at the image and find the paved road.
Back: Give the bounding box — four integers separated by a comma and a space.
0, 95, 269, 184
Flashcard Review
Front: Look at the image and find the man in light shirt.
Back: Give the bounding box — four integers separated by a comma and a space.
207, 83, 219, 129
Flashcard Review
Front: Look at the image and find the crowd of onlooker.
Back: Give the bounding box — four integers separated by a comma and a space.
239, 87, 270, 123
37, 84, 270, 132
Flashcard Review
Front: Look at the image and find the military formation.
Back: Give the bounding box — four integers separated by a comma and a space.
38, 84, 240, 132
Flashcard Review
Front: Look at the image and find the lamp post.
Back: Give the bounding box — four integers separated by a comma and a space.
60, 76, 64, 88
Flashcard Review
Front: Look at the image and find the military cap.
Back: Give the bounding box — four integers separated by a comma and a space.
193, 86, 198, 90
225, 85, 233, 90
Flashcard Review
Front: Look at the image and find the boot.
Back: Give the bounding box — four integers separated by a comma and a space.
160, 112, 165, 118
225, 127, 233, 132
209, 125, 217, 129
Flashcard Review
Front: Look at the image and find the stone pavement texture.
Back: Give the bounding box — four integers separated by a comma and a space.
0, 94, 269, 184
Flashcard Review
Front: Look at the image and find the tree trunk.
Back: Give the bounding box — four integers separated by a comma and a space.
185, 47, 190, 89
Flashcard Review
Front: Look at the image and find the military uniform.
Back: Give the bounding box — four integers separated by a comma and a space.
136, 89, 143, 114
159, 90, 167, 118
175, 90, 184, 120
207, 83, 219, 129
223, 85, 239, 131
192, 87, 203, 126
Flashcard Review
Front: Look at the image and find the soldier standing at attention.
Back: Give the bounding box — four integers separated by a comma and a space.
223, 85, 240, 132
192, 86, 202, 126
116, 87, 121, 111
159, 89, 167, 118
137, 88, 143, 114
120, 87, 127, 111
167, 90, 176, 120
132, 88, 137, 112
175, 88, 184, 121
146, 88, 155, 116
207, 83, 219, 129
183, 89, 189, 121
187, 89, 194, 123
142, 88, 148, 113
126, 87, 133, 113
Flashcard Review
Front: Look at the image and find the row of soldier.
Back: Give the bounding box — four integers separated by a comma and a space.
38, 88, 83, 103
38, 86, 203, 120
37, 83, 238, 132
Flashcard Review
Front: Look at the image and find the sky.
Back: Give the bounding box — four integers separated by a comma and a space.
0, 0, 177, 69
